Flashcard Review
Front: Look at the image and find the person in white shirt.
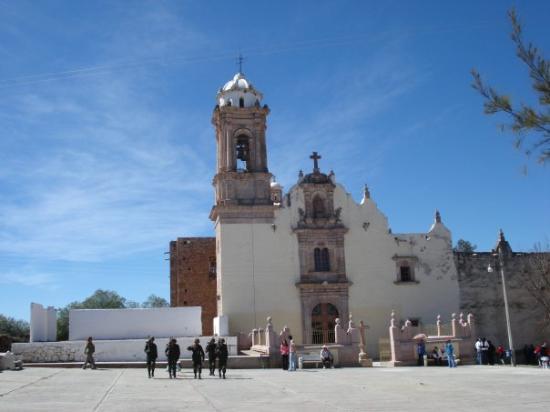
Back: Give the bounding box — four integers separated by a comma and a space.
475, 338, 482, 365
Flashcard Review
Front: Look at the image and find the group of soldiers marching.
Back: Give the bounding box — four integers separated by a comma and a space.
145, 336, 228, 379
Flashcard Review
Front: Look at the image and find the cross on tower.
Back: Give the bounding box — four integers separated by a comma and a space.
236, 53, 245, 74
310, 151, 321, 173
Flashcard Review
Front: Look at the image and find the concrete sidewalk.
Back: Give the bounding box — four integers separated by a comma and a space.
0, 366, 549, 411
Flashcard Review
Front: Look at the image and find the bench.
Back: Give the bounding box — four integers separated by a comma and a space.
426, 356, 461, 366
298, 353, 323, 369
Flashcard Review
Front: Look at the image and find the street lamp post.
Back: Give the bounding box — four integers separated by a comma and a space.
487, 229, 515, 367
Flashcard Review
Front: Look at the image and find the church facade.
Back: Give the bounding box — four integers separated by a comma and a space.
172, 72, 461, 358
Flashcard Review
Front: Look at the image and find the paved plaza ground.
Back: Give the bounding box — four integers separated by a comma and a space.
0, 366, 548, 411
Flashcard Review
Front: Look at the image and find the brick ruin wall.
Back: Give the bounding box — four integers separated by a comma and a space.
170, 237, 217, 336
456, 251, 549, 351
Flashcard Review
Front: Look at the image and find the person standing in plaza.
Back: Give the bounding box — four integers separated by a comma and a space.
187, 338, 205, 379
288, 335, 297, 371
496, 344, 506, 365
82, 336, 96, 370
487, 340, 496, 365
475, 338, 482, 365
417, 339, 426, 366
481, 338, 489, 364
205, 338, 217, 376
445, 340, 456, 368
216, 338, 228, 379
144, 337, 158, 378
280, 338, 289, 371
165, 338, 181, 379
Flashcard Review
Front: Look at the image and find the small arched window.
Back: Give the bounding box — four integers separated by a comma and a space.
312, 195, 326, 218
239, 97, 245, 108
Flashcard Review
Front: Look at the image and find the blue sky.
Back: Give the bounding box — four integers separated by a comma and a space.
1, 1, 548, 321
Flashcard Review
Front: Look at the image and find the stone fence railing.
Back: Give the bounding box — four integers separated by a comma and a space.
249, 315, 372, 367
389, 312, 476, 366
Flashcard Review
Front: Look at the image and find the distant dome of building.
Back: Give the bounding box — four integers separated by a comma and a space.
216, 72, 263, 108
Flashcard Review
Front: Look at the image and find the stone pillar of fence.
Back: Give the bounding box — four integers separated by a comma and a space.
335, 318, 347, 344
251, 329, 258, 346
451, 313, 457, 337
346, 315, 360, 345
467, 313, 475, 339
258, 328, 265, 346
389, 311, 400, 364
265, 317, 277, 355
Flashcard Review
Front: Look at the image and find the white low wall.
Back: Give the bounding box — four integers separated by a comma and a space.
69, 307, 201, 341
30, 303, 57, 342
12, 336, 237, 363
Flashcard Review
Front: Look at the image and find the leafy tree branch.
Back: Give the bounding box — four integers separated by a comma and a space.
471, 9, 550, 164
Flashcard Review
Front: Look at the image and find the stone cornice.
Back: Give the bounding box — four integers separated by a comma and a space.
210, 204, 275, 223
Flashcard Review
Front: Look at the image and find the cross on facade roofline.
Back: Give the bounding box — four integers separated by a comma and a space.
310, 151, 321, 173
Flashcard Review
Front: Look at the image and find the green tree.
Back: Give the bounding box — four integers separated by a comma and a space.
453, 239, 477, 253
0, 314, 30, 341
142, 294, 169, 308
471, 9, 550, 164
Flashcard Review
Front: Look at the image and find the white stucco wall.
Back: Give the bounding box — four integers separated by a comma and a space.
216, 208, 302, 342
30, 303, 57, 342
69, 307, 202, 341
217, 178, 460, 358
333, 184, 460, 357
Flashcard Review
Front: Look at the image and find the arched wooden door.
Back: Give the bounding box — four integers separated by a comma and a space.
311, 303, 338, 344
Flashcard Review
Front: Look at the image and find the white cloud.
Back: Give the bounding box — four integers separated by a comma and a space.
0, 5, 214, 262
0, 271, 57, 288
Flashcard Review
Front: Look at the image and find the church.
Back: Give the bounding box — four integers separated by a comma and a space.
170, 71, 463, 358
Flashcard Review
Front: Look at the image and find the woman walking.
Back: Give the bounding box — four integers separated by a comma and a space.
280, 338, 289, 371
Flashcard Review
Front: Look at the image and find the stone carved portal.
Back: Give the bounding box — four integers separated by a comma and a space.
311, 303, 338, 344
294, 152, 350, 345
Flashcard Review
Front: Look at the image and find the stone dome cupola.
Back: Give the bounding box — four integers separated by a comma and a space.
216, 72, 263, 108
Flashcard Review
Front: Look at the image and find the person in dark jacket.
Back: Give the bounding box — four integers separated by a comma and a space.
216, 338, 228, 379
165, 338, 181, 379
82, 336, 96, 370
144, 337, 158, 378
417, 339, 426, 366
487, 340, 496, 365
205, 338, 217, 376
187, 338, 205, 379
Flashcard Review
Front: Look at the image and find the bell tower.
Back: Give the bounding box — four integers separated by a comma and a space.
210, 72, 274, 223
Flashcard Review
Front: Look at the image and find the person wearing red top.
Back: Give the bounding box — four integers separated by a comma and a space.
280, 338, 289, 370
496, 345, 505, 365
